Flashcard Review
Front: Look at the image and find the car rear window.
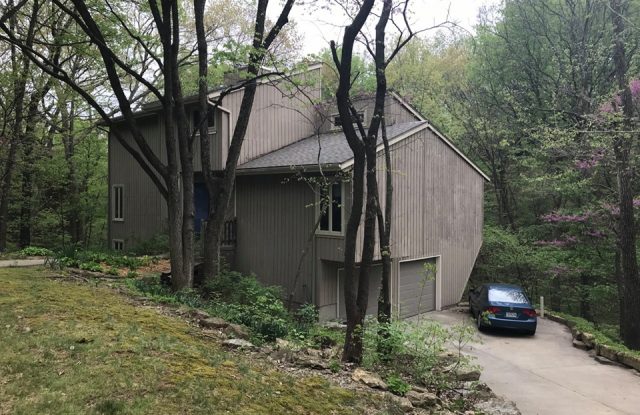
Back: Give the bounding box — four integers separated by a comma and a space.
488, 288, 529, 304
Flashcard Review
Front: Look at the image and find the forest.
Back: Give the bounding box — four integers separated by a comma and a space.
1, 0, 640, 353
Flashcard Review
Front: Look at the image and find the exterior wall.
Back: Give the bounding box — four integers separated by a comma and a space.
234, 174, 317, 304
380, 128, 484, 308
222, 68, 322, 166
108, 115, 166, 248
319, 95, 421, 133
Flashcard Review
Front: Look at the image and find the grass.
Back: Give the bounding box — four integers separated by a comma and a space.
0, 267, 384, 415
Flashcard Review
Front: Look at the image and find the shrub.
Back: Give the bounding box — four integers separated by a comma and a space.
79, 262, 103, 272
18, 246, 54, 257
363, 319, 476, 386
386, 374, 411, 396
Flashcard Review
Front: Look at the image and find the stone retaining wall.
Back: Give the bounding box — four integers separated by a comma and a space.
545, 313, 640, 372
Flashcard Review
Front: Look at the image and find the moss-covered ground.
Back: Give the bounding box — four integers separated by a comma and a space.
0, 268, 383, 414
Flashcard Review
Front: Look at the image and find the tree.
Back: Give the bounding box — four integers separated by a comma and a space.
608, 0, 640, 349
0, 0, 296, 290
331, 0, 444, 363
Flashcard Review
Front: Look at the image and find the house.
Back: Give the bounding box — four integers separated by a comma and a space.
107, 64, 488, 321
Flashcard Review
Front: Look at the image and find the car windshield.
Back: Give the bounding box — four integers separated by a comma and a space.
488, 287, 529, 304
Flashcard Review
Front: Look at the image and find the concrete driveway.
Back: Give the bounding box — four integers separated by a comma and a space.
424, 310, 640, 415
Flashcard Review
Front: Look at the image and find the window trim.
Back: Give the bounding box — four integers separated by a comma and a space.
112, 239, 125, 251
316, 181, 345, 236
112, 184, 124, 222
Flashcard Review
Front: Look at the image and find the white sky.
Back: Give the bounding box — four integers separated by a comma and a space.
269, 0, 501, 56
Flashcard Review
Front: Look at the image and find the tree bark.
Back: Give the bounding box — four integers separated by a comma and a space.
610, 0, 640, 349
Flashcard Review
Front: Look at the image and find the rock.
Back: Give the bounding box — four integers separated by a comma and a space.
304, 348, 323, 359
571, 328, 581, 339
581, 333, 595, 348
352, 368, 388, 390
222, 338, 255, 349
295, 355, 329, 370
275, 338, 294, 350
323, 321, 347, 331
474, 397, 521, 415
405, 390, 439, 408
597, 344, 619, 362
199, 317, 229, 329
224, 323, 250, 340
631, 369, 640, 377
387, 393, 413, 413
572, 339, 589, 351
190, 309, 210, 320
594, 355, 618, 366
618, 353, 640, 371
454, 367, 481, 382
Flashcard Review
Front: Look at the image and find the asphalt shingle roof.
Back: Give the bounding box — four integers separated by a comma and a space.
238, 121, 427, 171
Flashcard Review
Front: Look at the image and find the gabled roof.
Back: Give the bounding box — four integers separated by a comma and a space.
237, 121, 428, 174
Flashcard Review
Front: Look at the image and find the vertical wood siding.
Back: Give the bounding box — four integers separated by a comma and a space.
109, 116, 165, 247
379, 128, 484, 307
234, 174, 317, 304
222, 69, 322, 166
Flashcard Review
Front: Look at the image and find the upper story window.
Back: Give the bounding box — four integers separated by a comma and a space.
192, 109, 216, 133
318, 182, 343, 234
112, 185, 124, 221
332, 111, 364, 129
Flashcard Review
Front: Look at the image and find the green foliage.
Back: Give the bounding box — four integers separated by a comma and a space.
363, 319, 475, 386
49, 249, 151, 271
130, 271, 310, 343
18, 246, 54, 257
128, 233, 170, 256
79, 262, 103, 272
385, 374, 411, 396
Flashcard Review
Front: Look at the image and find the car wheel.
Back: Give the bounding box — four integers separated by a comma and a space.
476, 313, 485, 332
527, 328, 536, 336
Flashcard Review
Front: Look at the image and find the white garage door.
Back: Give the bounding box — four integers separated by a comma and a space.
337, 265, 382, 320
399, 258, 436, 318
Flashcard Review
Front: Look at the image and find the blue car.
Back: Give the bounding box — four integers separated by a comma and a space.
468, 283, 537, 335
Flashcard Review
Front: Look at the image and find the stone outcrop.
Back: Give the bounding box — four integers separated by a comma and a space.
351, 368, 388, 390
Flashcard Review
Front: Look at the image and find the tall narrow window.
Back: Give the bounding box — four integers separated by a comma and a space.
319, 182, 343, 234
112, 185, 124, 221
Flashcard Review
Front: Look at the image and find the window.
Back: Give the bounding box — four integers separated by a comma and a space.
112, 185, 124, 221
319, 182, 343, 234
332, 111, 364, 128
112, 239, 124, 251
192, 109, 215, 132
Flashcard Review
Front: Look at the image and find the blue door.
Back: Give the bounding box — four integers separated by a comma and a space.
194, 183, 209, 235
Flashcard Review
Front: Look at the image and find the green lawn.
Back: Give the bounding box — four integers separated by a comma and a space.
0, 268, 383, 415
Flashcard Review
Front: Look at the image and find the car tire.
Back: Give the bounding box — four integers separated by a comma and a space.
526, 328, 536, 336
476, 313, 485, 332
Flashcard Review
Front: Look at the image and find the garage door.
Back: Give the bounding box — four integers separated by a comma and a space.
337, 265, 382, 320
399, 258, 436, 318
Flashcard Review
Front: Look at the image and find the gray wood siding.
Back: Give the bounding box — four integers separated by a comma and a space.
234, 174, 316, 304
319, 95, 421, 133
222, 70, 322, 166
353, 127, 484, 308
108, 116, 166, 247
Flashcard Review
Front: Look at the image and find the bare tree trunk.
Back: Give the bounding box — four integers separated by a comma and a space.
199, 0, 295, 280
377, 117, 392, 325
610, 0, 640, 349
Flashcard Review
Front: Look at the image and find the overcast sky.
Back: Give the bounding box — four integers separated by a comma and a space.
269, 0, 501, 56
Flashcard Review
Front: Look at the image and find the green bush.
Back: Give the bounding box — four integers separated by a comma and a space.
18, 246, 54, 257
363, 319, 475, 386
79, 261, 103, 272
386, 374, 411, 396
